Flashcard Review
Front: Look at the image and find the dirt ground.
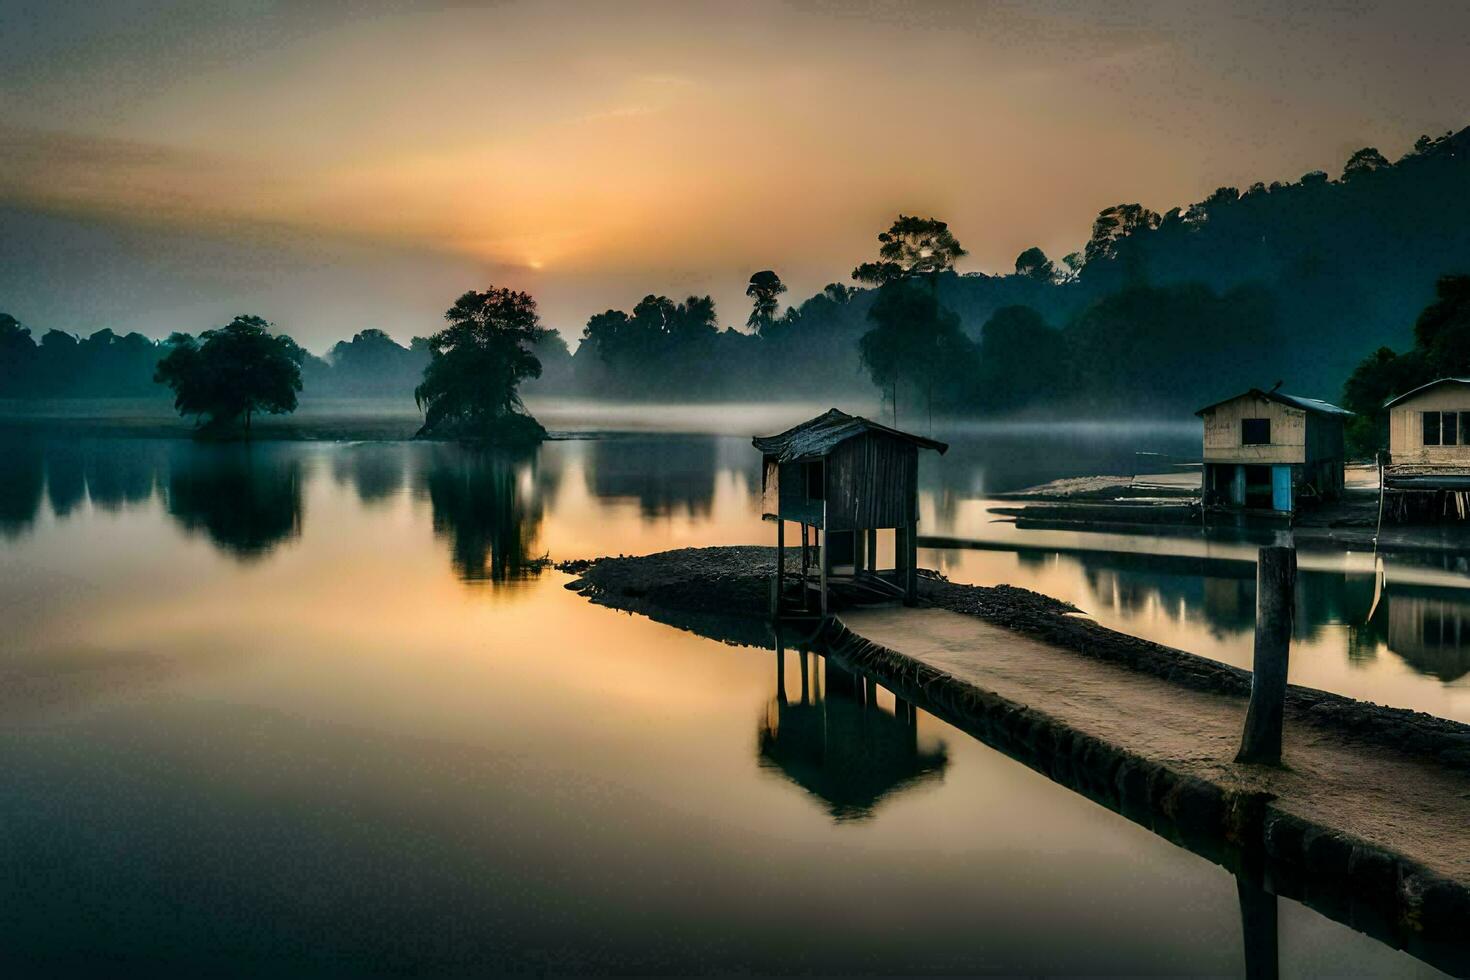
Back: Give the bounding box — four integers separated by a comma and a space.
842, 604, 1470, 887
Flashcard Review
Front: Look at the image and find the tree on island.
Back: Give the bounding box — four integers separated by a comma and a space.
154, 315, 304, 437
745, 270, 787, 335
414, 288, 549, 443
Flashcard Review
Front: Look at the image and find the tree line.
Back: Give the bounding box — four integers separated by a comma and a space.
3, 125, 1469, 427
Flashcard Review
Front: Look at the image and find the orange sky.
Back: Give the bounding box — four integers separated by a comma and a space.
2, 1, 1468, 347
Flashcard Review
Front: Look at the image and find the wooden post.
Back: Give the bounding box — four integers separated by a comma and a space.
800, 523, 810, 611
902, 523, 919, 605
1236, 545, 1295, 766
867, 528, 878, 572
853, 527, 866, 577
819, 527, 829, 617
775, 519, 785, 615
799, 647, 810, 705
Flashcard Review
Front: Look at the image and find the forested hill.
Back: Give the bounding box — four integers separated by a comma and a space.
570, 126, 1470, 413
908, 127, 1468, 409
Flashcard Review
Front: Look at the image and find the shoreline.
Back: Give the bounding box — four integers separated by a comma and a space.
563, 546, 1470, 970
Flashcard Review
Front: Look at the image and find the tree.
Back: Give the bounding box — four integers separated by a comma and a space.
1342, 146, 1389, 181
414, 288, 548, 442
1341, 275, 1470, 454
0, 314, 38, 397
974, 305, 1062, 411
858, 277, 975, 425
1083, 203, 1161, 265
852, 215, 967, 285
1014, 247, 1054, 281
745, 270, 787, 334
153, 315, 304, 436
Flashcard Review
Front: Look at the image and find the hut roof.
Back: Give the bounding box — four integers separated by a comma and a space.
1194, 388, 1353, 418
751, 408, 949, 462
1383, 377, 1470, 408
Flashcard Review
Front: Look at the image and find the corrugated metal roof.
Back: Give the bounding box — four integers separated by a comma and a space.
752, 408, 948, 462
1383, 377, 1470, 408
1195, 388, 1354, 418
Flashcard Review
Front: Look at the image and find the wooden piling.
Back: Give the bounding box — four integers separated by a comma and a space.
1236, 545, 1295, 766
819, 528, 829, 617
800, 523, 810, 611
775, 519, 785, 614
902, 524, 919, 605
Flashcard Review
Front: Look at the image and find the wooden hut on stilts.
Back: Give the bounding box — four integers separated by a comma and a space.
753, 408, 947, 618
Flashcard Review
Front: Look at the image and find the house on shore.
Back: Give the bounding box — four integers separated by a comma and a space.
1382, 378, 1470, 519
753, 408, 947, 614
1196, 388, 1352, 513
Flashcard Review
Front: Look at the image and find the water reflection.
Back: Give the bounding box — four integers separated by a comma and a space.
331, 443, 408, 506
165, 446, 304, 560
416, 445, 548, 584
587, 435, 720, 517
758, 643, 948, 821
0, 437, 44, 539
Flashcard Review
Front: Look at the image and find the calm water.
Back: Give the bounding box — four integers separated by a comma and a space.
0, 416, 1459, 975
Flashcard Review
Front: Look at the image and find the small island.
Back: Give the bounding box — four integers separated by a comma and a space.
413, 287, 550, 445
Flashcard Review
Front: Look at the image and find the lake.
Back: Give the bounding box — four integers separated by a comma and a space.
0, 409, 1458, 974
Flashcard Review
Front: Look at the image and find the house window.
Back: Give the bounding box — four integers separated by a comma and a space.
1241, 418, 1271, 445
803, 461, 824, 501
1424, 411, 1444, 446
1425, 411, 1465, 446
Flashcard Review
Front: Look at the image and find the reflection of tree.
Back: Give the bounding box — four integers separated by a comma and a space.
419, 445, 546, 583
331, 444, 407, 506
43, 442, 86, 517
164, 446, 303, 560
83, 442, 160, 511
588, 436, 716, 518
0, 438, 44, 539
758, 649, 947, 821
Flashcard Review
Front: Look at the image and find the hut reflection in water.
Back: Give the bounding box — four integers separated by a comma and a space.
757, 639, 948, 821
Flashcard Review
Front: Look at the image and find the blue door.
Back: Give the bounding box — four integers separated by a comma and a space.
1271, 465, 1293, 512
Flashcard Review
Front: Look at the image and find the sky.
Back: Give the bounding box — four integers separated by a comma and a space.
2, 0, 1468, 351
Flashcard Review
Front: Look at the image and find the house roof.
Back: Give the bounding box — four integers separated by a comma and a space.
1195, 388, 1354, 418
752, 408, 948, 462
1383, 378, 1470, 408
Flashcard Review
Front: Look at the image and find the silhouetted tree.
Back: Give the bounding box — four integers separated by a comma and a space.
973, 305, 1063, 411
414, 288, 548, 442
746, 270, 787, 334
0, 314, 38, 397
153, 315, 304, 436
852, 215, 967, 285
1014, 247, 1054, 281
859, 278, 975, 424
1341, 275, 1470, 453
1342, 146, 1390, 180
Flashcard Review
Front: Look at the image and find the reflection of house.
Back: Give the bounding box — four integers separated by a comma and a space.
754, 409, 947, 613
1383, 380, 1470, 520
757, 648, 946, 821
1196, 388, 1351, 513
1384, 591, 1470, 682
